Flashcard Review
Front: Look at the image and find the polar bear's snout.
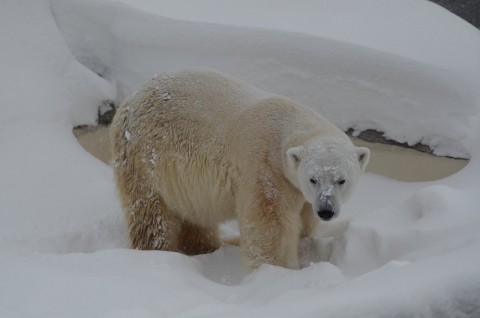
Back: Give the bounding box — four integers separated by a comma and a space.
318, 208, 334, 221
315, 193, 338, 221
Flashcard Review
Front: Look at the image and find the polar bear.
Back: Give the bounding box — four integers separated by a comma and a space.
111, 68, 369, 269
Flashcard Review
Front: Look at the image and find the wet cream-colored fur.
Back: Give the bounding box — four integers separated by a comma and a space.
111, 68, 366, 269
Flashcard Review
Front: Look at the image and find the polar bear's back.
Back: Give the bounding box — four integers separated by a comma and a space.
150, 68, 269, 128
120, 68, 345, 164
132, 69, 272, 155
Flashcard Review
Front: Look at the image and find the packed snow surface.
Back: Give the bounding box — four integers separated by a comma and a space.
0, 0, 479, 317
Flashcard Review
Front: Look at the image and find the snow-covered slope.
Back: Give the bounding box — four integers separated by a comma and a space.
51, 0, 480, 158
0, 0, 479, 317
118, 0, 480, 77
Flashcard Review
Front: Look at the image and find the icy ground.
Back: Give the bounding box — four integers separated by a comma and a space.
1, 0, 480, 317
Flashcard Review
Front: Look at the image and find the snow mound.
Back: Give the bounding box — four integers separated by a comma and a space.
119, 0, 480, 77
51, 0, 480, 157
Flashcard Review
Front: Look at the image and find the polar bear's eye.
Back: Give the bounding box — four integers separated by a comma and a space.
309, 178, 317, 185
338, 179, 346, 185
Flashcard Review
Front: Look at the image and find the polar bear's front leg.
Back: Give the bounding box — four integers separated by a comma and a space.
237, 189, 302, 269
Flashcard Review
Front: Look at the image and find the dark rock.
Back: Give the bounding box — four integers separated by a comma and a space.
428, 0, 480, 29
346, 128, 434, 154
97, 100, 116, 126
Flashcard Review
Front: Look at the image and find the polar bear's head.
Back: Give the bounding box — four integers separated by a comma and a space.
286, 138, 369, 221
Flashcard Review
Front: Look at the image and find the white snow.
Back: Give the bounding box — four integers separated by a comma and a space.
117, 0, 480, 77
124, 130, 132, 141
1, 0, 479, 317
50, 0, 480, 158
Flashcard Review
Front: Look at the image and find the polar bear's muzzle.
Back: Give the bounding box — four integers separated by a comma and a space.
315, 194, 338, 221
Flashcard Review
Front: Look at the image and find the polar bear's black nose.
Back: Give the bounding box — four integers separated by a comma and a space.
318, 209, 334, 221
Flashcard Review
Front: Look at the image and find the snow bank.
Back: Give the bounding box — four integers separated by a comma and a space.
51, 0, 480, 157
0, 0, 124, 253
1, 0, 480, 317
119, 0, 480, 77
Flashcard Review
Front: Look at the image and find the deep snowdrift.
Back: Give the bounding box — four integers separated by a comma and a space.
118, 0, 480, 77
51, 0, 480, 158
1, 0, 479, 317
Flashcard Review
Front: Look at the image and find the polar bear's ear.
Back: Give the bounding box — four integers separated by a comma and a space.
287, 146, 304, 170
356, 147, 370, 172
